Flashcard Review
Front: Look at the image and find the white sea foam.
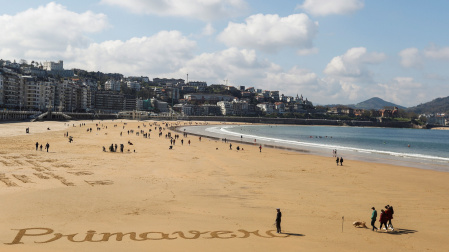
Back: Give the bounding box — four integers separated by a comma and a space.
205, 125, 449, 163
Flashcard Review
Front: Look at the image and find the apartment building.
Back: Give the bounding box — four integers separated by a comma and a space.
126, 81, 141, 91
22, 76, 40, 110
95, 91, 124, 112
2, 72, 21, 108
105, 79, 121, 91
0, 73, 4, 106
184, 93, 234, 102
257, 103, 275, 114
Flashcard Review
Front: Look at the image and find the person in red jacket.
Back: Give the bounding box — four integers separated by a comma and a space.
379, 209, 388, 231
386, 205, 394, 231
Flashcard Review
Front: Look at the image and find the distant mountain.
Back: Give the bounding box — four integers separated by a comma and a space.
407, 96, 449, 114
353, 97, 406, 110
323, 97, 406, 110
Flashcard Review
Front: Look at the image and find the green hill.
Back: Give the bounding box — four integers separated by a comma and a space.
353, 97, 406, 110
407, 96, 449, 114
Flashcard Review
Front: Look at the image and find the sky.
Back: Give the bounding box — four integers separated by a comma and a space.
1, 0, 449, 107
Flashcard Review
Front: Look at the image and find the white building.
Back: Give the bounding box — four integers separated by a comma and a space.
217, 101, 232, 115
105, 79, 121, 91
257, 103, 275, 114
127, 81, 141, 91
217, 100, 249, 116
43, 60, 64, 71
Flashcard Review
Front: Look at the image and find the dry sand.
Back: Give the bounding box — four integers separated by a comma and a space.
0, 120, 448, 252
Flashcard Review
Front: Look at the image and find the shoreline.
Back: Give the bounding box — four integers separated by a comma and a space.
1, 120, 449, 251
176, 124, 449, 173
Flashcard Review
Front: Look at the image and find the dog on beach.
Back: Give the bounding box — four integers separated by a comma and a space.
353, 221, 367, 228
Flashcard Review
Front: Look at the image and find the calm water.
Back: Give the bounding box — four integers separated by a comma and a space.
181, 125, 449, 172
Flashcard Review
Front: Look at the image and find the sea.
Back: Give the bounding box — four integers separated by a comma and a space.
179, 124, 449, 172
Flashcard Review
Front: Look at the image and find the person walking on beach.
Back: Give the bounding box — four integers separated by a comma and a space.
35, 142, 39, 151
259, 144, 262, 152
229, 143, 232, 150
386, 205, 394, 231
275, 208, 282, 234
379, 209, 388, 231
371, 207, 378, 231
45, 143, 50, 152
340, 157, 343, 166
336, 157, 340, 166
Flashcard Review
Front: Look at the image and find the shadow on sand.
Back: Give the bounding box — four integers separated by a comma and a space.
282, 232, 305, 237
380, 228, 417, 235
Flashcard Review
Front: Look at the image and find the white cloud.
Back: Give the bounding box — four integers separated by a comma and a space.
318, 47, 387, 104
202, 23, 216, 36
423, 44, 449, 60
399, 47, 422, 68
218, 14, 318, 53
66, 31, 197, 76
265, 67, 319, 94
173, 47, 321, 98
174, 47, 280, 81
0, 2, 108, 59
375, 77, 424, 107
298, 0, 364, 16
100, 0, 248, 21
297, 47, 319, 56
324, 47, 386, 77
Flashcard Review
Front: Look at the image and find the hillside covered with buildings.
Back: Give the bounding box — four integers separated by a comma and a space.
0, 59, 446, 126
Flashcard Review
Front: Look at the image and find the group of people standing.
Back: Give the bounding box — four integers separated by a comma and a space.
35, 142, 50, 152
333, 149, 343, 165
371, 205, 394, 232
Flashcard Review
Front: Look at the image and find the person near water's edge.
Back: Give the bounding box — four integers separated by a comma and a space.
276, 208, 282, 233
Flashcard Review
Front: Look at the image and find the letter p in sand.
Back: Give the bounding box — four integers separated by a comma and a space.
5, 228, 54, 245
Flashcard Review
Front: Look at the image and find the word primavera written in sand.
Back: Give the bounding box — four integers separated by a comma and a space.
5, 228, 294, 245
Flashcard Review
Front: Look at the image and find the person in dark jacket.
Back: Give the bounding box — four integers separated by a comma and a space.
340, 157, 343, 166
336, 157, 340, 166
379, 209, 388, 231
371, 207, 378, 231
386, 205, 394, 230
275, 208, 282, 234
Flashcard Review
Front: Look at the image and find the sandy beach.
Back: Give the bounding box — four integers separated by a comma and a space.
1, 119, 448, 252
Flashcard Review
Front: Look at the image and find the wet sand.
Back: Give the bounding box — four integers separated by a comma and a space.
1, 120, 448, 252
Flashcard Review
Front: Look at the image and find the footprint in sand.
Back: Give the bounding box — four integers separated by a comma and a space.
34, 173, 50, 179
12, 174, 32, 183
85, 180, 114, 186
68, 171, 94, 176
0, 173, 18, 187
